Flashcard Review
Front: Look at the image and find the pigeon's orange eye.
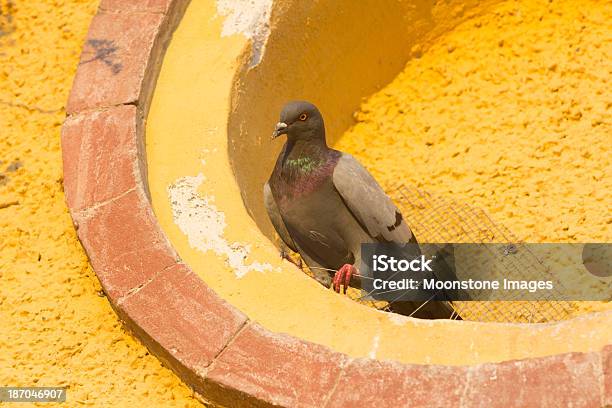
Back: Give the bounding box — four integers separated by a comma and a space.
299, 113, 308, 121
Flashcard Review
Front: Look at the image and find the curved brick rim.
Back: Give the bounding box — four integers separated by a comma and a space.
61, 1, 611, 407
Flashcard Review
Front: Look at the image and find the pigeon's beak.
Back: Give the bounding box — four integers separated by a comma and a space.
272, 122, 288, 139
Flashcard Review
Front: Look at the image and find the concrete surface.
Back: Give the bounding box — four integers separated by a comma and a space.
0, 1, 201, 406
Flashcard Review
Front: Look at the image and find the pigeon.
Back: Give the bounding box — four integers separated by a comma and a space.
264, 101, 454, 319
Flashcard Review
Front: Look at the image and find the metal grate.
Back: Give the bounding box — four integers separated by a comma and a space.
301, 183, 579, 323
389, 183, 576, 323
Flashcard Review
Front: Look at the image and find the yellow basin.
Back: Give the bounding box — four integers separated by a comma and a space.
146, 0, 611, 366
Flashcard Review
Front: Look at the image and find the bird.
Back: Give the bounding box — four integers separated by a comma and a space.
264, 101, 455, 319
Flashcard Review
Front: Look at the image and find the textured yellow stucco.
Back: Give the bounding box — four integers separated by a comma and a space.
4, 0, 606, 405
337, 0, 611, 244
335, 0, 611, 316
0, 1, 201, 406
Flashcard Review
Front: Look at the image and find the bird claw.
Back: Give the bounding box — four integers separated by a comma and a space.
332, 264, 354, 294
280, 249, 302, 270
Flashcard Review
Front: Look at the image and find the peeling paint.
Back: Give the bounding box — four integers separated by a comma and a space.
215, 0, 273, 66
168, 173, 273, 278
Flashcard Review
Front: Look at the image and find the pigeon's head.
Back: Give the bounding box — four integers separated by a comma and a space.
272, 101, 325, 142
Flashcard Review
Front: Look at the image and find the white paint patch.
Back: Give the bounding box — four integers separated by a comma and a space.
168, 173, 273, 278
368, 332, 381, 359
388, 313, 410, 326
216, 0, 273, 66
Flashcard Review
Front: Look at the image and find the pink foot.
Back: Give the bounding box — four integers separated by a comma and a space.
333, 264, 355, 294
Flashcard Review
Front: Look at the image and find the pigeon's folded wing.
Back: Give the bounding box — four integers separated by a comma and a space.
264, 181, 298, 252
332, 153, 416, 244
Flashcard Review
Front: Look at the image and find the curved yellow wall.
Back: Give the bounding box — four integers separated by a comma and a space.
337, 0, 612, 244
5, 1, 605, 404
333, 0, 612, 319
229, 0, 504, 240
146, 0, 611, 367
0, 1, 200, 406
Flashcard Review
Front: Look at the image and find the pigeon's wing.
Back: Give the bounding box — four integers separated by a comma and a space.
333, 154, 454, 318
332, 153, 416, 243
264, 181, 298, 252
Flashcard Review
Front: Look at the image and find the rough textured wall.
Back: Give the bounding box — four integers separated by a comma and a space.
335, 0, 611, 319
337, 0, 611, 244
0, 1, 201, 406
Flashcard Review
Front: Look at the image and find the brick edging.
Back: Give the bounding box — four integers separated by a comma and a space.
60, 1, 611, 406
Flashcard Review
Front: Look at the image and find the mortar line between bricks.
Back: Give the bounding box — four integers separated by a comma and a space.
205, 319, 252, 371
116, 261, 178, 305
458, 364, 474, 407
321, 356, 350, 408
66, 100, 139, 119
72, 186, 137, 221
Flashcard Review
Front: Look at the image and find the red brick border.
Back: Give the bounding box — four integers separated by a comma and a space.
61, 1, 611, 407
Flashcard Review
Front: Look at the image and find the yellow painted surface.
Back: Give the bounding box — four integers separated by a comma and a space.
335, 0, 611, 318
337, 0, 611, 244
147, 0, 612, 367
0, 1, 201, 406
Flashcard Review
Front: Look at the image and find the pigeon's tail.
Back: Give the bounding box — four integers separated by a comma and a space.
386, 243, 459, 319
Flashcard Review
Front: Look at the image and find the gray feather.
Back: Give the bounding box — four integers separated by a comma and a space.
264, 182, 298, 252
332, 153, 415, 243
